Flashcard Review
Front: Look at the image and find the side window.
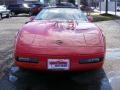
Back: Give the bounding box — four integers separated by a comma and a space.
100, 0, 104, 2
4, 6, 7, 10
110, 0, 115, 1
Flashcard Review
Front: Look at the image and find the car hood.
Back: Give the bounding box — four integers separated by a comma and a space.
15, 21, 105, 55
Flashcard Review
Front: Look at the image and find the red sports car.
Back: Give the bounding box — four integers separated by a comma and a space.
14, 7, 105, 71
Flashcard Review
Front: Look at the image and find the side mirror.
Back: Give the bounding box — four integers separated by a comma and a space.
30, 16, 35, 21
25, 16, 35, 24
87, 16, 93, 22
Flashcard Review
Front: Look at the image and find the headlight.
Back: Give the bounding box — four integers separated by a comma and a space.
16, 57, 39, 63
79, 58, 103, 64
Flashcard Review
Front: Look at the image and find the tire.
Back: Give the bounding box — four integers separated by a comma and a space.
11, 12, 15, 17
0, 14, 2, 20
14, 13, 18, 16
6, 13, 10, 18
29, 12, 32, 16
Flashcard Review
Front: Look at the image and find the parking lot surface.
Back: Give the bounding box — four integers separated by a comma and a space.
0, 16, 120, 90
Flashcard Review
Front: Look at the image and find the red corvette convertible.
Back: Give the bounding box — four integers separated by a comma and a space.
14, 7, 105, 71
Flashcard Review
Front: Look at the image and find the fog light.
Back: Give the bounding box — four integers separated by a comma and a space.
16, 57, 39, 63
79, 58, 103, 64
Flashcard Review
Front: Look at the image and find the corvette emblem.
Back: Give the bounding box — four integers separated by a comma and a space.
56, 40, 63, 45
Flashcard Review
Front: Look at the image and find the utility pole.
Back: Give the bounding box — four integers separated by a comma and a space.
76, 0, 80, 9
105, 0, 108, 14
115, 0, 117, 16
100, 0, 101, 14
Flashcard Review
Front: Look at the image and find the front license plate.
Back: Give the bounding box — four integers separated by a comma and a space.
48, 59, 70, 70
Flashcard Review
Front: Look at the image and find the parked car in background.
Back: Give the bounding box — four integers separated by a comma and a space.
55, 2, 76, 8
0, 5, 11, 20
8, 3, 32, 16
14, 7, 105, 71
8, 3, 47, 16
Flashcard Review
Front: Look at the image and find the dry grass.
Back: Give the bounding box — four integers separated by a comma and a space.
91, 13, 120, 22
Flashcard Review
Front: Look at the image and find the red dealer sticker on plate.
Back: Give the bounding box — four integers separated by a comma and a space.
48, 59, 70, 70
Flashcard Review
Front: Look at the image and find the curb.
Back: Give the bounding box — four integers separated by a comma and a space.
0, 54, 13, 79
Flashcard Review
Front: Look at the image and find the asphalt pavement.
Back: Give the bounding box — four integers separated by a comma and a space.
0, 16, 120, 90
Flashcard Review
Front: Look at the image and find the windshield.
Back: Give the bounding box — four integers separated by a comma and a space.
35, 8, 88, 22
0, 5, 6, 10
